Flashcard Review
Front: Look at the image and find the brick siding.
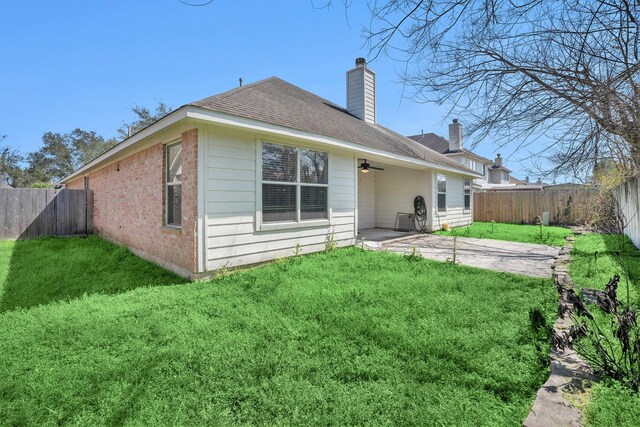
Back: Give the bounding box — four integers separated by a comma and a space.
67, 129, 199, 276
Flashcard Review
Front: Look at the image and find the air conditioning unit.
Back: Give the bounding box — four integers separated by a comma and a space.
394, 212, 414, 232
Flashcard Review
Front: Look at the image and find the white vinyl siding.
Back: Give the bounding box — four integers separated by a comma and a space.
367, 165, 432, 230
357, 167, 376, 229
432, 172, 472, 229
202, 126, 356, 271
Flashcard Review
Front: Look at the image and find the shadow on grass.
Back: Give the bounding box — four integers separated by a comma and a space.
0, 236, 187, 312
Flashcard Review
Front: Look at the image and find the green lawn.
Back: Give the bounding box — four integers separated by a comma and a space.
0, 237, 556, 426
569, 233, 640, 426
0, 236, 186, 312
435, 221, 572, 246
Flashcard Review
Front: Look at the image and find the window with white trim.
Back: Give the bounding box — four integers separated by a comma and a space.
262, 142, 328, 223
165, 141, 182, 227
437, 173, 446, 212
464, 178, 471, 211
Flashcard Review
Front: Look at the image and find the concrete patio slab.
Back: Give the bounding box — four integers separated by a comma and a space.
373, 234, 561, 278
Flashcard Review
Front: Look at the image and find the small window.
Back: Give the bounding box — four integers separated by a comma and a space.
464, 179, 471, 211
262, 142, 329, 224
437, 174, 446, 213
165, 141, 182, 227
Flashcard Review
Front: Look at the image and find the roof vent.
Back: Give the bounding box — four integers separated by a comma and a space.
347, 58, 376, 124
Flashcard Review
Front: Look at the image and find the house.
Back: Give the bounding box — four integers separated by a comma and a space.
0, 181, 13, 189
408, 127, 544, 191
408, 124, 495, 189
62, 58, 479, 278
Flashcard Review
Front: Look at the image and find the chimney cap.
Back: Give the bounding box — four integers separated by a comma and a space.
355, 57, 367, 67
452, 118, 458, 123
496, 153, 501, 158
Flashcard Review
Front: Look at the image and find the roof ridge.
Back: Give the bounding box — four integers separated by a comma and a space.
189, 76, 281, 105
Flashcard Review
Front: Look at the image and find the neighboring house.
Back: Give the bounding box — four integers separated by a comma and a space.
408, 123, 494, 189
0, 182, 13, 189
408, 126, 544, 191
62, 58, 479, 278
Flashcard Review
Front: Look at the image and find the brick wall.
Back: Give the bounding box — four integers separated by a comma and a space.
67, 129, 199, 276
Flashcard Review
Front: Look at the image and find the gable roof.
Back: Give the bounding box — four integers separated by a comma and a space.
62, 77, 478, 184
407, 132, 450, 154
407, 132, 494, 164
190, 77, 472, 173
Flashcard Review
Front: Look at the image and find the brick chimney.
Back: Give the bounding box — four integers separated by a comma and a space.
494, 154, 503, 168
448, 119, 463, 151
346, 58, 376, 125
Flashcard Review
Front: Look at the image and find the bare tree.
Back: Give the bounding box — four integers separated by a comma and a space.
326, 0, 640, 179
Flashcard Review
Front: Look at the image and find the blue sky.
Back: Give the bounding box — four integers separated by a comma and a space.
0, 0, 534, 178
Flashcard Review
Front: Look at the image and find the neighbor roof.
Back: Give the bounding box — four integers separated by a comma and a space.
408, 132, 493, 164
190, 77, 473, 173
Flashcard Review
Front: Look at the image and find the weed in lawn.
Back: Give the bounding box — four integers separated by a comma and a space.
446, 236, 459, 265
404, 245, 421, 261
325, 226, 337, 253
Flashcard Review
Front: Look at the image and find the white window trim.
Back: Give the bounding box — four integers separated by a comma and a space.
165, 140, 183, 228
256, 140, 331, 232
463, 178, 472, 212
437, 173, 447, 213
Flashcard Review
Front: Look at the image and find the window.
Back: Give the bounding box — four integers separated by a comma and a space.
469, 159, 476, 172
464, 179, 471, 211
262, 142, 328, 224
165, 141, 182, 227
437, 174, 446, 212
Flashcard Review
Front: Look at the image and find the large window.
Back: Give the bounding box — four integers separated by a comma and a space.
464, 179, 471, 211
437, 173, 446, 213
262, 142, 328, 223
165, 141, 182, 227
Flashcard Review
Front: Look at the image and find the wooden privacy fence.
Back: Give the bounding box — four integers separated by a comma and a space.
473, 188, 598, 225
614, 177, 640, 248
0, 189, 93, 239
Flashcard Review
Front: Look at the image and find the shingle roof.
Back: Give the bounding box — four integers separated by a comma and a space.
408, 132, 494, 164
407, 132, 450, 154
190, 77, 473, 173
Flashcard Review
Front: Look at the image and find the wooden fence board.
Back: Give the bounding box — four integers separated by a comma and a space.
0, 189, 92, 239
473, 188, 598, 225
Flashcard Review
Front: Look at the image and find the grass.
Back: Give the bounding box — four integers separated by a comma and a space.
583, 382, 640, 427
570, 233, 640, 306
0, 236, 187, 312
0, 237, 556, 426
569, 233, 640, 426
435, 221, 572, 246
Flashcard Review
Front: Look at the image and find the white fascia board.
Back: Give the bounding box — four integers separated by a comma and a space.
60, 107, 189, 183
186, 106, 481, 178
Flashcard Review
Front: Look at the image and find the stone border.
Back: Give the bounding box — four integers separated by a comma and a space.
523, 234, 595, 427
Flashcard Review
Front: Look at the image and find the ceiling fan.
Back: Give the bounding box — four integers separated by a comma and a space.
359, 159, 384, 173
